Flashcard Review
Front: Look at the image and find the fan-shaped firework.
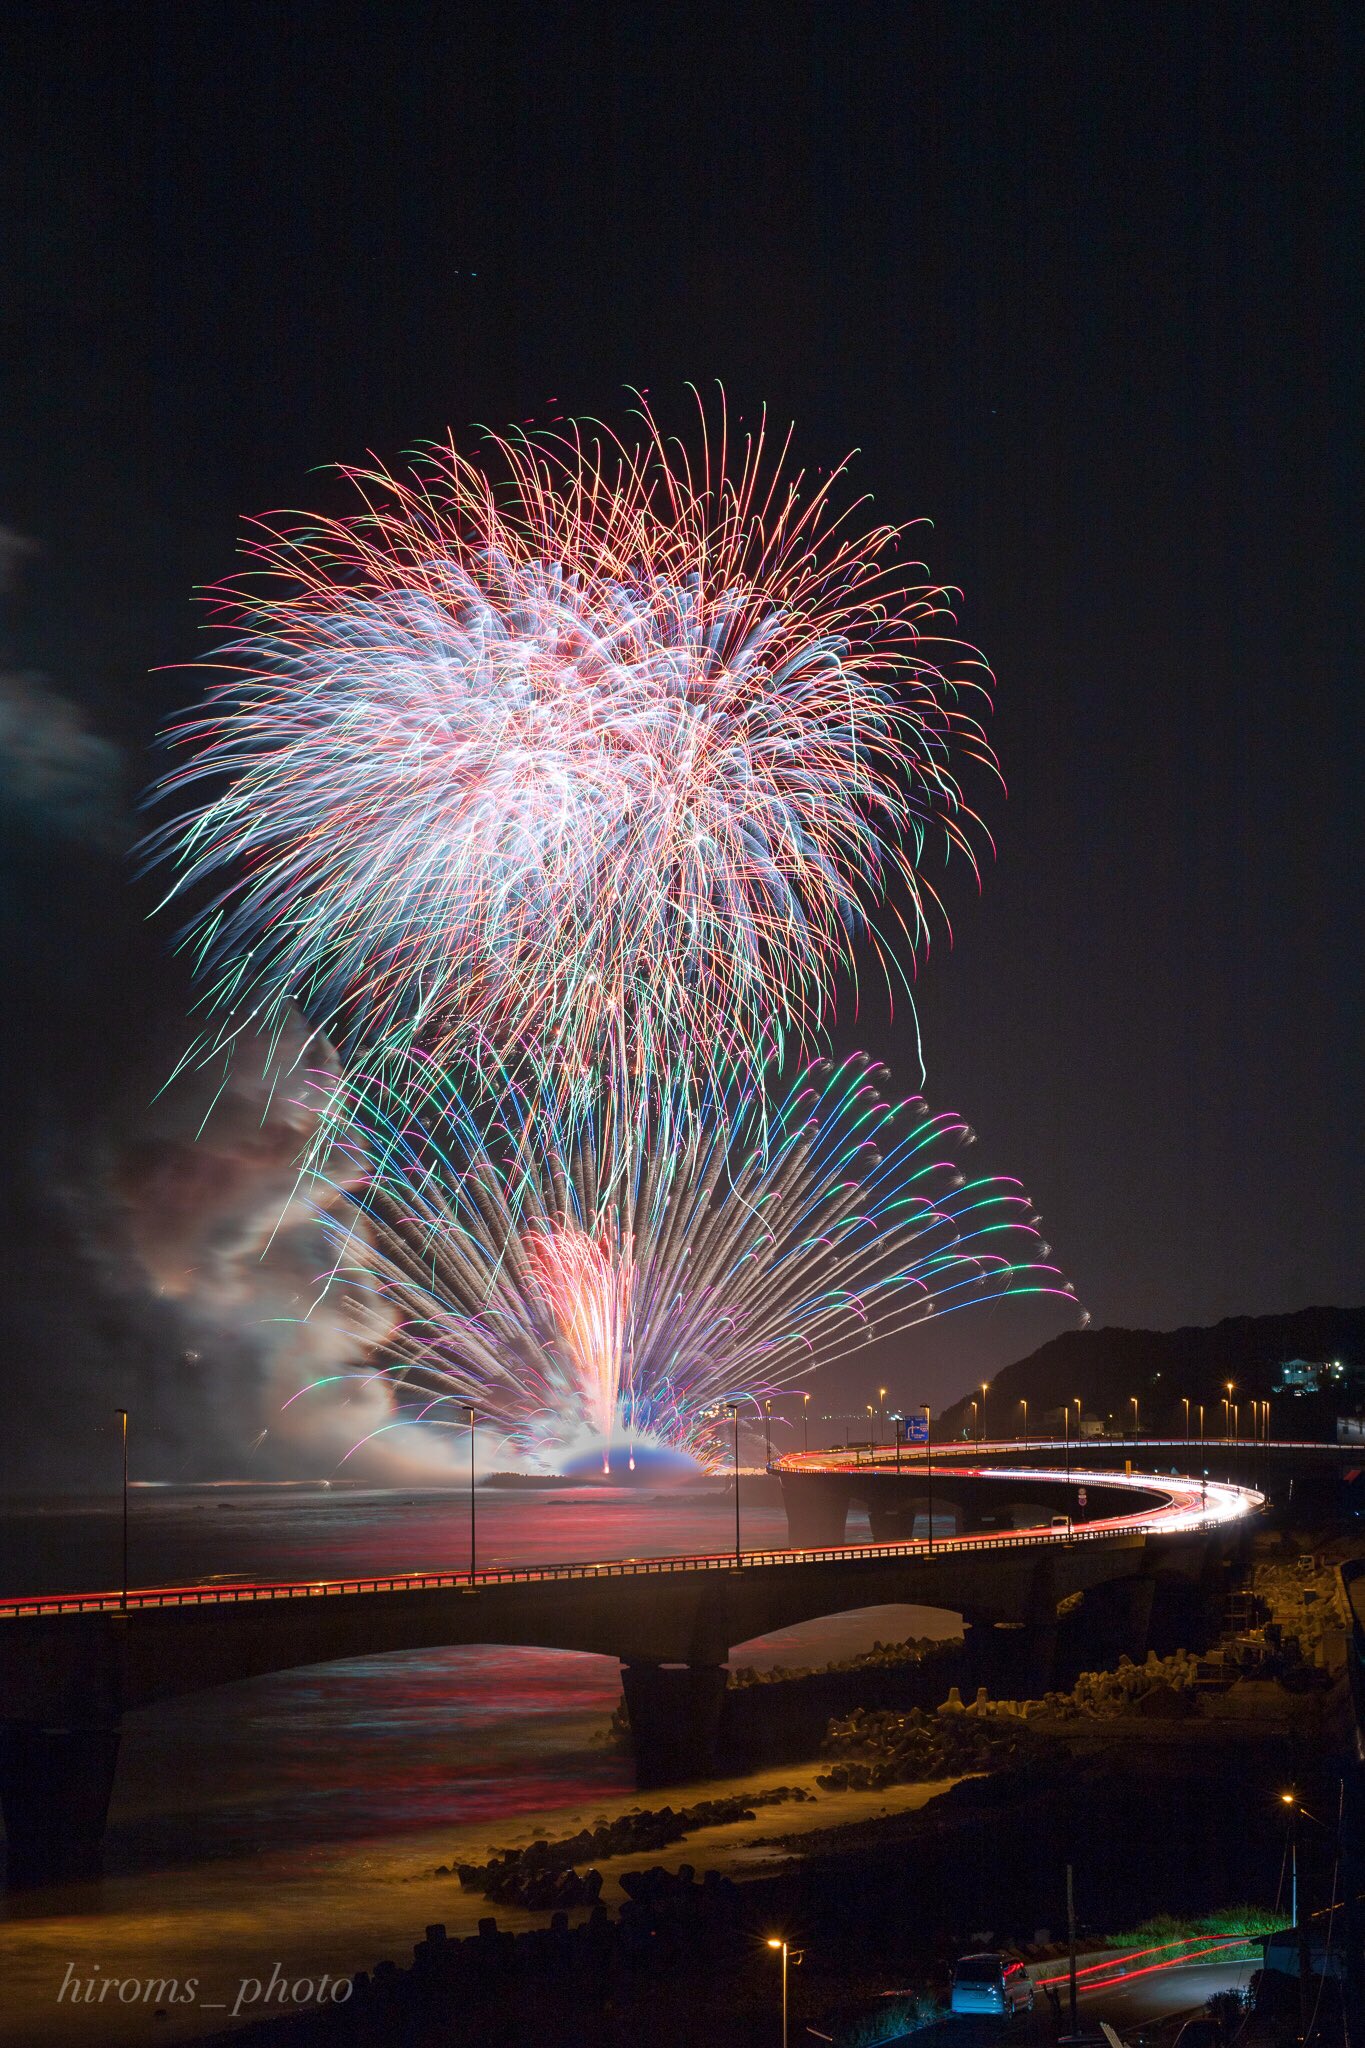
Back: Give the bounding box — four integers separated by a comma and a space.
293, 1055, 1073, 1470
147, 399, 996, 1092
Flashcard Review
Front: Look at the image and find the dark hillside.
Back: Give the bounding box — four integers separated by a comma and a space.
941, 1305, 1365, 1439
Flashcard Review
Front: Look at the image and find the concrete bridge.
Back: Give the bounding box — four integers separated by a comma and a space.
0, 1463, 1257, 1888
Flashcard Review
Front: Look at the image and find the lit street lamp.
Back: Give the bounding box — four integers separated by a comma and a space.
1129, 1396, 1139, 1438
1018, 1397, 1028, 1445
1279, 1791, 1327, 2043
1181, 1396, 1190, 1439
766, 1937, 802, 2048
921, 1404, 933, 1550
764, 1399, 772, 1468
979, 1381, 989, 1442
802, 1391, 810, 1455
728, 1404, 742, 1564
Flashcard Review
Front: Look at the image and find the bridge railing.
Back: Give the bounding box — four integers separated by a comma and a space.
0, 1509, 1230, 1623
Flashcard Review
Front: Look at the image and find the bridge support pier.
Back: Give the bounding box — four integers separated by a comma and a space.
620, 1662, 727, 1788
778, 1475, 851, 1548
963, 1620, 1058, 1699
0, 1718, 121, 1887
1073, 1575, 1156, 1669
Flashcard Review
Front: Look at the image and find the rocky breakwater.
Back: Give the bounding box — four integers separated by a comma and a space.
440, 1786, 815, 1910
1250, 1546, 1354, 1671
817, 1692, 1047, 1792
814, 1622, 1350, 1792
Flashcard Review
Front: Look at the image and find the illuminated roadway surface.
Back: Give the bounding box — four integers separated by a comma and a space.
794, 1434, 1354, 1462
0, 1462, 1260, 1620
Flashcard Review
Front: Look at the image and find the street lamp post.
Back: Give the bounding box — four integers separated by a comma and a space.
980, 1382, 988, 1443
766, 1938, 802, 2048
878, 1387, 888, 1449
1281, 1793, 1313, 2043
468, 1407, 477, 1578
802, 1392, 810, 1455
970, 1398, 979, 1442
1063, 1402, 1071, 1485
1066, 1862, 1079, 2038
921, 1404, 933, 1550
729, 1405, 742, 1564
114, 1408, 128, 1609
764, 1400, 772, 1469
1182, 1396, 1190, 1439
1019, 1397, 1028, 1445
1129, 1396, 1139, 1439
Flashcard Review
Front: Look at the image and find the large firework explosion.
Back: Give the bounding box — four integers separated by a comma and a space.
146, 399, 996, 1097
292, 1055, 1073, 1472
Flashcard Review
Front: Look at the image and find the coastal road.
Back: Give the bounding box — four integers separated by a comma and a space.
1080, 1956, 1252, 2032
868, 1951, 1253, 2048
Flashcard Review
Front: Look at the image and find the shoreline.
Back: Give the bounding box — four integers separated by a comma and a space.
0, 1755, 960, 2048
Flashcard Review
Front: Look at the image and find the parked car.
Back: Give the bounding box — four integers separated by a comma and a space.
950, 1952, 1035, 2017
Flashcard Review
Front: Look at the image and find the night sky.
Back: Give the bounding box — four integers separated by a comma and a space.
1, 3, 1361, 1478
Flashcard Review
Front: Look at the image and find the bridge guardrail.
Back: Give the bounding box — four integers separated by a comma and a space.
0, 1506, 1235, 1623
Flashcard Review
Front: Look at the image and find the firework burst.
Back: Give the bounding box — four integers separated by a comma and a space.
146, 398, 996, 1094
293, 1054, 1073, 1472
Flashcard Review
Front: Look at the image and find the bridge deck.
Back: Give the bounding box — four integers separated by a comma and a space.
0, 1467, 1258, 1619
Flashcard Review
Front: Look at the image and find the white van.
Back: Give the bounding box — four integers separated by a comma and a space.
950, 1953, 1035, 2017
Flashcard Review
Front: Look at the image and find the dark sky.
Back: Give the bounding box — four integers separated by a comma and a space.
1, 1, 1361, 1467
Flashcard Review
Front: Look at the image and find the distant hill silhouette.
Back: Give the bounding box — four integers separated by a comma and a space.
941, 1305, 1365, 1440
